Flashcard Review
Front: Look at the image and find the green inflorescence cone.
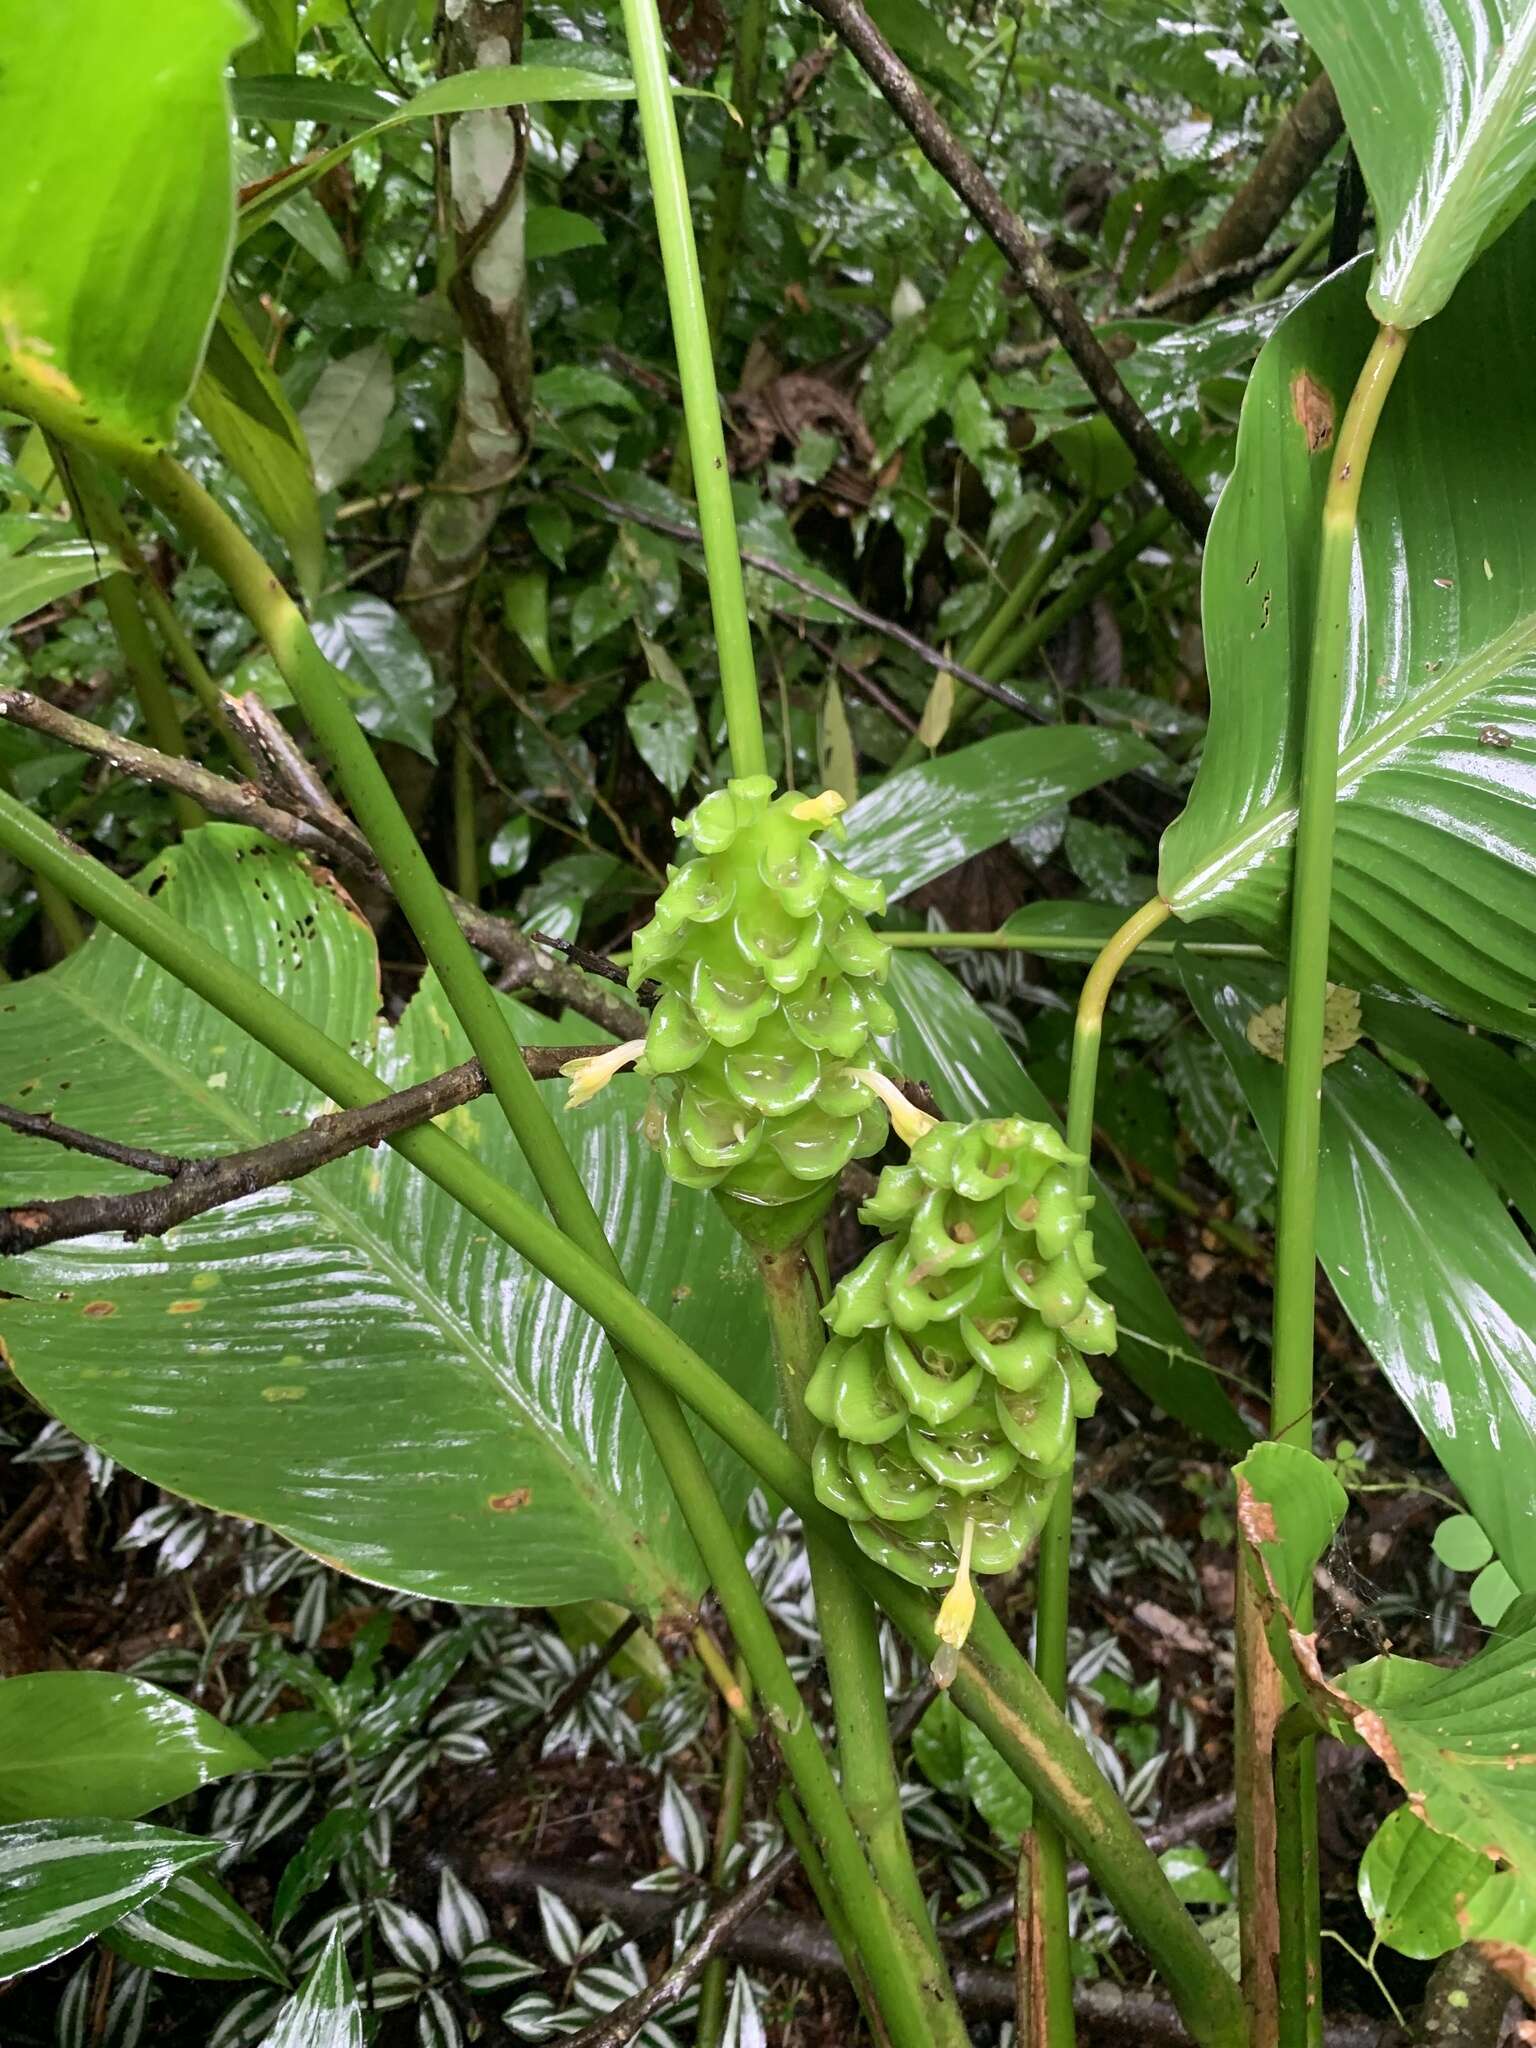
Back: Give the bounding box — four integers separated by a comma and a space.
627, 774, 896, 1219
807, 1115, 1115, 1590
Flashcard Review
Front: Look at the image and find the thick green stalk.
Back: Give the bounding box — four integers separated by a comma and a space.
0, 788, 933, 2048
55, 452, 201, 831
52, 453, 231, 734
1031, 1492, 1077, 2048
695, 1662, 750, 2048
758, 1244, 967, 2048
618, 0, 765, 778
1031, 894, 1175, 2048
1271, 321, 1405, 2048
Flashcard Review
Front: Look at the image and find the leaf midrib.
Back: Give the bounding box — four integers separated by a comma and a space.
1166, 601, 1536, 910
13, 967, 677, 1610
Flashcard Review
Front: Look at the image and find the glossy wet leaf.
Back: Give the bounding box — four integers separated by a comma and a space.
0, 0, 247, 445
0, 1819, 219, 1975
1366, 998, 1536, 1232
0, 541, 123, 630
626, 673, 698, 798
237, 67, 661, 236
0, 829, 773, 1615
1288, 0, 1536, 327
192, 303, 323, 597
1162, 226, 1536, 1040
0, 1673, 261, 1823
1186, 959, 1536, 1587
883, 951, 1249, 1450
104, 1867, 288, 1984
299, 344, 394, 497
842, 727, 1159, 901
310, 594, 438, 759
258, 1930, 362, 2048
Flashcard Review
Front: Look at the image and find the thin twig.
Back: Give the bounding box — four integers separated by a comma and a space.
802, 0, 1211, 543
0, 1104, 189, 1180
0, 690, 647, 1041
0, 1050, 605, 1257
564, 484, 1046, 719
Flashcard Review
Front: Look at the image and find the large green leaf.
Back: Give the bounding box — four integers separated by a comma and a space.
882, 951, 1249, 1449
0, 1819, 219, 1975
192, 302, 324, 598
1185, 958, 1536, 1587
0, 1673, 260, 1824
1359, 1806, 1498, 1961
1161, 226, 1536, 1041
1366, 999, 1536, 1233
0, 829, 773, 1615
104, 1867, 288, 1984
843, 727, 1159, 901
0, 541, 124, 630
0, 0, 248, 445
1289, 0, 1536, 328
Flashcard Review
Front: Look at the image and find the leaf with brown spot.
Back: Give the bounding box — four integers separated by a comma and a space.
1289, 369, 1334, 452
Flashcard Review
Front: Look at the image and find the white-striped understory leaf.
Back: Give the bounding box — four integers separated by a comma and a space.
436, 1865, 490, 1962
657, 1776, 707, 1876
103, 1867, 288, 1984
0, 1819, 219, 1975
376, 1898, 441, 1976
256, 1930, 363, 2048
535, 1886, 582, 1966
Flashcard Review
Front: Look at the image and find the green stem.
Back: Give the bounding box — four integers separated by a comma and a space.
1271, 325, 1404, 1445
452, 719, 479, 906
757, 1243, 966, 2047
0, 763, 84, 953
53, 453, 231, 735
1253, 214, 1332, 304
618, 0, 764, 779
893, 496, 1100, 770
1029, 895, 1174, 2048
0, 795, 1238, 2045
1271, 321, 1405, 2048
883, 929, 1264, 958
55, 452, 201, 831
986, 504, 1171, 691
696, 1660, 751, 2048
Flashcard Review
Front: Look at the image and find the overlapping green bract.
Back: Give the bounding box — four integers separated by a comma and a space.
806, 1117, 1114, 1588
631, 774, 894, 1209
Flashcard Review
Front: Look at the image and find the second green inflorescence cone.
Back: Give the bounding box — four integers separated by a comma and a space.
810, 1114, 1113, 1591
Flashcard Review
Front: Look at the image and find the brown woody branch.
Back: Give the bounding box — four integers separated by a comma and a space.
0, 689, 646, 1041
802, 0, 1211, 545
482, 1853, 1399, 2046
1162, 72, 1343, 320
0, 1049, 604, 1257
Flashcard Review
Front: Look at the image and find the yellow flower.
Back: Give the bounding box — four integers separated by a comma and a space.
848, 1067, 938, 1148
929, 1516, 977, 1691
790, 789, 848, 826
561, 1040, 647, 1109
